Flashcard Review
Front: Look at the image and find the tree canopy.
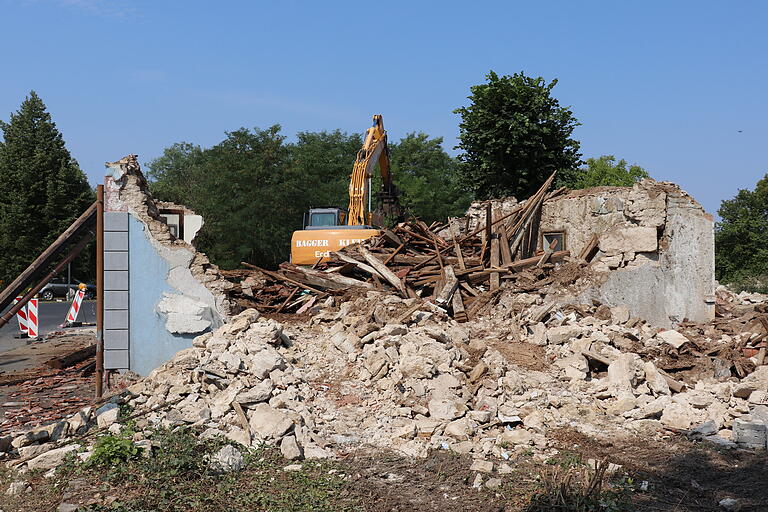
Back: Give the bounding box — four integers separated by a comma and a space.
0, 91, 94, 283
454, 71, 582, 200
563, 155, 650, 189
148, 127, 471, 269
389, 132, 471, 223
714, 174, 768, 291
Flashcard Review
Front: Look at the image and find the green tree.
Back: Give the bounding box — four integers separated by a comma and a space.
564, 155, 650, 189
389, 132, 471, 223
146, 142, 204, 206
715, 174, 768, 291
0, 91, 95, 283
454, 71, 581, 200
289, 129, 361, 211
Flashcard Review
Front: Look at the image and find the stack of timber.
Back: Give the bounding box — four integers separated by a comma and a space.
223, 173, 575, 320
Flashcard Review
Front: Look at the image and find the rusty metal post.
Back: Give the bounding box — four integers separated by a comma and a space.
95, 185, 104, 399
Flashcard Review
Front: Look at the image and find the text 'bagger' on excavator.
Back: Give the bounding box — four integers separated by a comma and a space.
290, 114, 402, 265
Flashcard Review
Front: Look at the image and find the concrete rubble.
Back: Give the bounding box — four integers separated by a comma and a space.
2, 176, 766, 482
2, 282, 767, 472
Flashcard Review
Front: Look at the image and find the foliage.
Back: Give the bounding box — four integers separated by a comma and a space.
87, 435, 143, 467
564, 155, 650, 189
73, 427, 359, 512
525, 461, 635, 512
715, 173, 768, 291
454, 71, 582, 200
0, 91, 95, 283
148, 126, 472, 270
389, 132, 472, 223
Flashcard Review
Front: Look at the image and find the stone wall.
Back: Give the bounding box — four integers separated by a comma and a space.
538, 180, 715, 327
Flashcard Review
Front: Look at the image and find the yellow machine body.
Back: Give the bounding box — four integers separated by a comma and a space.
291, 228, 380, 265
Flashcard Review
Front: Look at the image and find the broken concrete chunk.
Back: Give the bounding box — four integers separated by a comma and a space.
657, 330, 689, 349
644, 362, 670, 396
732, 418, 767, 449
209, 444, 244, 473
280, 435, 303, 460
96, 403, 120, 429
156, 293, 214, 334
428, 398, 467, 421
607, 353, 645, 394
27, 444, 80, 470
469, 459, 494, 473
248, 404, 294, 440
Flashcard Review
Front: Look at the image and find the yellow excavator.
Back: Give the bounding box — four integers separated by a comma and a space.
291, 115, 400, 265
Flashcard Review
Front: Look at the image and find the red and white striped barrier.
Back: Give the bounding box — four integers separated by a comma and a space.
13, 296, 28, 335
64, 289, 85, 325
27, 298, 39, 339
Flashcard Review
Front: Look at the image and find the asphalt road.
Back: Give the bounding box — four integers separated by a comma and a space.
0, 300, 97, 353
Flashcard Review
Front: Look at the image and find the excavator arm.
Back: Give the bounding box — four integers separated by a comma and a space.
347, 115, 396, 225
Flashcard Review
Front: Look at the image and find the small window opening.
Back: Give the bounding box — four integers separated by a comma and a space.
542, 231, 566, 251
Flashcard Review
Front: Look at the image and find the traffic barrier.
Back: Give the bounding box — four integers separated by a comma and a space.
12, 296, 28, 335
64, 289, 85, 325
27, 298, 39, 339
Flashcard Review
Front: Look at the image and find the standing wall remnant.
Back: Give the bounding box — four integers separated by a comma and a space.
102, 155, 233, 376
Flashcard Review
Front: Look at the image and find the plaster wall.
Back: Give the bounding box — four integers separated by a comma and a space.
537, 181, 715, 327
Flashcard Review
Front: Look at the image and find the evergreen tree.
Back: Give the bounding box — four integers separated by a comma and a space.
0, 91, 94, 283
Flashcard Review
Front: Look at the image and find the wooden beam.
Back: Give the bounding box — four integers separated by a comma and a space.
359, 247, 407, 296
435, 265, 459, 306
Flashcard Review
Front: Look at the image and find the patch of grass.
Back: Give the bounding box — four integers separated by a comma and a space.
67, 427, 361, 512
524, 460, 636, 512
546, 450, 584, 468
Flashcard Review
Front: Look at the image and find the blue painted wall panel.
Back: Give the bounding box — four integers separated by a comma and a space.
128, 216, 195, 376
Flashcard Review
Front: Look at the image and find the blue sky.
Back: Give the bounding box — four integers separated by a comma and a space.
1, 1, 766, 216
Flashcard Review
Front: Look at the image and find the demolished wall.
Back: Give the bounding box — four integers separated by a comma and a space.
464, 179, 715, 328
539, 180, 714, 327
103, 155, 234, 375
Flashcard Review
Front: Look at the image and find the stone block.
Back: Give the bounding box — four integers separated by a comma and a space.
104, 270, 129, 291
105, 330, 129, 350
598, 226, 657, 255
104, 251, 129, 271
105, 309, 128, 329
732, 418, 767, 449
104, 349, 129, 369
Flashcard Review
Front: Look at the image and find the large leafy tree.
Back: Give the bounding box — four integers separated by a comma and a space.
564, 155, 650, 189
454, 71, 582, 200
389, 132, 471, 223
0, 91, 94, 283
148, 128, 360, 269
715, 174, 768, 290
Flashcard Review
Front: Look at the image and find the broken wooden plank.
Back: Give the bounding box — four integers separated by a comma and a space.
490, 232, 500, 290
579, 234, 600, 262
452, 291, 468, 322
333, 252, 383, 278
359, 247, 407, 296
435, 265, 459, 306
44, 345, 96, 370
283, 264, 373, 290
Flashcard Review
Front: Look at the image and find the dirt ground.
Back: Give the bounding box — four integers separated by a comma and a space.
550, 428, 768, 511
0, 332, 97, 430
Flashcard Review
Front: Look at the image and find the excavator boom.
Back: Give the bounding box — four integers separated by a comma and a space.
290, 114, 401, 265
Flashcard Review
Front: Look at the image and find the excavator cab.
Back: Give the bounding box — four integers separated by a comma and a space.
303, 208, 348, 230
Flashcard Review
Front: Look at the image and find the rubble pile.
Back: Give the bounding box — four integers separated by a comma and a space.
4, 280, 768, 472
224, 173, 580, 317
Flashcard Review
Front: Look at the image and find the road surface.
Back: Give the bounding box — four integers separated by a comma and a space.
0, 300, 97, 354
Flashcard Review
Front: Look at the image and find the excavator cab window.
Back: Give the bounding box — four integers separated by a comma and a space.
310, 212, 337, 227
